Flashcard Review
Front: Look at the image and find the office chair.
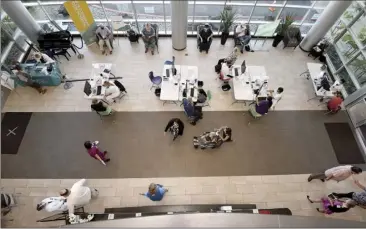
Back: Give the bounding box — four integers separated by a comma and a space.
113, 80, 127, 103
149, 71, 162, 91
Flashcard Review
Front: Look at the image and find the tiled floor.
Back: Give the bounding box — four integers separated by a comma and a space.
2, 174, 366, 227
2, 37, 363, 227
3, 37, 326, 112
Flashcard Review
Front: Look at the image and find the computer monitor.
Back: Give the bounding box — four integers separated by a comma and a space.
84, 81, 92, 96
241, 60, 246, 74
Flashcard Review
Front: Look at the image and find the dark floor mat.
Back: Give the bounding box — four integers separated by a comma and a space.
325, 123, 365, 164
1, 112, 32, 154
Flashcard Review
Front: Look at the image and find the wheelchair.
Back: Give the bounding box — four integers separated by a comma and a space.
197, 24, 213, 53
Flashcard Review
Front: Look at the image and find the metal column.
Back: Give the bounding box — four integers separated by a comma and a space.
299, 1, 352, 51
171, 0, 188, 50
2, 0, 42, 45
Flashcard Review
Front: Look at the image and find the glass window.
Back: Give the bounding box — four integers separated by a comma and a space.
336, 31, 360, 62
341, 1, 364, 25
37, 2, 69, 21
336, 68, 357, 95
1, 16, 17, 36
313, 1, 330, 9
303, 9, 323, 24
227, 0, 256, 3
286, 1, 312, 6
348, 54, 366, 86
231, 5, 253, 22
194, 4, 225, 21
326, 44, 343, 71
280, 7, 308, 23
329, 20, 346, 41
350, 14, 366, 47
88, 3, 108, 20
4, 45, 24, 66
251, 6, 280, 21
1, 29, 12, 54
103, 2, 135, 19
134, 2, 165, 20
24, 3, 48, 21
257, 0, 285, 4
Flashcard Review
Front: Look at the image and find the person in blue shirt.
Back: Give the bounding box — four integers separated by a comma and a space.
140, 183, 168, 201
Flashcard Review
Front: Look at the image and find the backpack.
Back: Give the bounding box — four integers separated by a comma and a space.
221, 83, 231, 91
127, 29, 139, 42
215, 64, 221, 73
154, 88, 161, 97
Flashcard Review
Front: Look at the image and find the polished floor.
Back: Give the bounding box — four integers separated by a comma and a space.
1, 111, 354, 179
3, 38, 327, 112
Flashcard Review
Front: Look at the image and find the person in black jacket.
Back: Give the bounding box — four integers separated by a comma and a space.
91, 100, 113, 116
164, 118, 184, 141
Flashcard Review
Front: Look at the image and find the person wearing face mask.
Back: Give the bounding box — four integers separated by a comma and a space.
96, 25, 113, 55
235, 23, 251, 53
198, 24, 213, 53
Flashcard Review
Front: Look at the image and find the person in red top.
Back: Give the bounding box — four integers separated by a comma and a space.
84, 141, 110, 165
327, 92, 343, 112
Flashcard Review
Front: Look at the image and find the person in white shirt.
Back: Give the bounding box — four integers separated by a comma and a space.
103, 81, 121, 103
235, 23, 251, 53
36, 197, 68, 212
96, 25, 113, 55
33, 52, 55, 64
268, 87, 284, 110
60, 179, 98, 216
308, 165, 362, 182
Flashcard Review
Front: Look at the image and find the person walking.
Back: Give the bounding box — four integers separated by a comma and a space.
59, 179, 99, 216
139, 183, 168, 201
84, 141, 110, 165
331, 180, 366, 208
164, 118, 184, 141
308, 165, 362, 182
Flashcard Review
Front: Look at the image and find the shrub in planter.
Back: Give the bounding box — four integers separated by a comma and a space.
219, 7, 237, 45
272, 13, 295, 47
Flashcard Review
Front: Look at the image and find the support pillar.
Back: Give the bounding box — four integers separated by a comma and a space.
2, 0, 42, 45
299, 1, 351, 51
171, 0, 188, 51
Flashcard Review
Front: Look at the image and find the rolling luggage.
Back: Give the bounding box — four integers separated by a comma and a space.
127, 29, 139, 43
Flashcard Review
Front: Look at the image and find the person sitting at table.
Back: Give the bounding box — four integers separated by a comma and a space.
103, 81, 121, 103
96, 25, 113, 55
249, 96, 273, 118
215, 47, 240, 73
33, 52, 55, 64
91, 99, 114, 116
142, 23, 156, 55
268, 87, 284, 110
13, 64, 47, 94
320, 79, 345, 102
327, 92, 343, 113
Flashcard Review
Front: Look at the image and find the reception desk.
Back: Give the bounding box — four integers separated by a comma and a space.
12, 63, 63, 87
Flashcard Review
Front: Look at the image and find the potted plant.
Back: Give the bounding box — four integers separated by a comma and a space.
219, 7, 236, 45
272, 13, 295, 47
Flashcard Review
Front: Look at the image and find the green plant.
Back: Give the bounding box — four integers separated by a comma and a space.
277, 13, 295, 36
357, 27, 366, 45
219, 7, 237, 34
343, 11, 354, 20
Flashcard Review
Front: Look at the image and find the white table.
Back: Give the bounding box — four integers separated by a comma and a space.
160, 65, 181, 104
231, 65, 268, 105
84, 63, 113, 101
306, 63, 334, 101
160, 65, 199, 105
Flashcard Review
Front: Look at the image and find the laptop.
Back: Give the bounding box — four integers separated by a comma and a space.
241, 60, 246, 74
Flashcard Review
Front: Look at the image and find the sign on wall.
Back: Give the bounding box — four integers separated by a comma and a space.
64, 0, 97, 46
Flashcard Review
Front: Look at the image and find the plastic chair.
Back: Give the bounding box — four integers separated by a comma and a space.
110, 15, 130, 45
113, 80, 127, 102
148, 71, 162, 90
